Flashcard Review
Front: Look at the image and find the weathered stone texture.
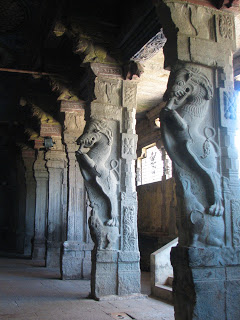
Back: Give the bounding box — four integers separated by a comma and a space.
76, 65, 141, 299
155, 1, 240, 319
137, 178, 178, 270
45, 139, 67, 268
32, 150, 48, 261
60, 101, 93, 279
22, 148, 36, 256
171, 247, 240, 320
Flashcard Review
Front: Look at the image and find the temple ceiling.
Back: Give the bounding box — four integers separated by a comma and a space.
0, 0, 240, 145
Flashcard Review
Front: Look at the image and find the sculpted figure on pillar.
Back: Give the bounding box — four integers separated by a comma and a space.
76, 119, 119, 250
160, 64, 224, 247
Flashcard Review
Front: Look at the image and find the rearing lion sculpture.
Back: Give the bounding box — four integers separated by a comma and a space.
160, 65, 224, 247
76, 119, 119, 229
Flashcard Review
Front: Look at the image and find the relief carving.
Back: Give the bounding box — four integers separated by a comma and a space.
219, 14, 233, 40
121, 133, 138, 160
223, 90, 237, 120
231, 200, 240, 247
64, 113, 84, 134
160, 65, 224, 248
94, 79, 121, 106
123, 206, 137, 251
131, 30, 166, 62
76, 119, 119, 249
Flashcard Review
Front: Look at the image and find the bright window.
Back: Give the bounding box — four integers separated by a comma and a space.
137, 144, 172, 186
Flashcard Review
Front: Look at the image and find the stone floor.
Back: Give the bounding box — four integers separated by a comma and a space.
0, 257, 174, 320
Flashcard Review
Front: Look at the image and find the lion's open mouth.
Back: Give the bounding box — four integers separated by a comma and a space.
79, 136, 97, 148
172, 88, 190, 105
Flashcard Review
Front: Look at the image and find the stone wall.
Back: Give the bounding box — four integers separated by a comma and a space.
137, 178, 178, 270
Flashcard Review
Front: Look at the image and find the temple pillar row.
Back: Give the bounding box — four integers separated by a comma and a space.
14, 63, 141, 296
155, 1, 240, 319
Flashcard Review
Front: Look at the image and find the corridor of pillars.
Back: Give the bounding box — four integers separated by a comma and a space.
4, 63, 141, 300
1, 0, 240, 319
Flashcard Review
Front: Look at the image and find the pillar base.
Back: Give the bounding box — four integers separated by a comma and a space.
16, 232, 25, 253
24, 234, 33, 256
46, 241, 61, 268
32, 240, 46, 261
171, 246, 240, 320
61, 241, 93, 279
91, 250, 141, 300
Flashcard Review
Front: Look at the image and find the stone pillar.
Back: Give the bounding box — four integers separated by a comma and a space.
32, 145, 48, 262
15, 148, 26, 254
22, 147, 36, 256
76, 63, 141, 299
155, 1, 240, 319
42, 123, 67, 268
60, 100, 93, 279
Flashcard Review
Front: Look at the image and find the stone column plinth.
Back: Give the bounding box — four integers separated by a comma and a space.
60, 101, 93, 279
155, 1, 240, 319
22, 147, 36, 256
171, 247, 240, 320
32, 149, 48, 261
76, 63, 141, 299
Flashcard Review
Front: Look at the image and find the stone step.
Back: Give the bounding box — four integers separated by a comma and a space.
154, 283, 173, 304
165, 276, 173, 287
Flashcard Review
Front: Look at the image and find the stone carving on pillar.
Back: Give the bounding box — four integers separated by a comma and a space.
155, 1, 240, 319
160, 65, 224, 248
76, 119, 120, 250
76, 63, 141, 299
123, 206, 137, 252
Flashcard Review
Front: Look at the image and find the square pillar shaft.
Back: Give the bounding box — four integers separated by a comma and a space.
22, 148, 36, 256
60, 101, 93, 279
42, 122, 67, 269
155, 1, 240, 318
32, 149, 48, 261
76, 63, 141, 299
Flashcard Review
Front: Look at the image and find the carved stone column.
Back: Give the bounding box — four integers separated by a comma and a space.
155, 1, 240, 319
60, 100, 93, 279
42, 123, 67, 268
32, 145, 48, 262
22, 147, 36, 256
76, 63, 141, 299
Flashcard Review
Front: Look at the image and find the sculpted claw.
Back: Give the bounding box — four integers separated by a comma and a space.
209, 201, 224, 216
106, 217, 119, 227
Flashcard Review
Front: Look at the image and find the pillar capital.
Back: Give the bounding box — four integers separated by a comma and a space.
155, 0, 236, 70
